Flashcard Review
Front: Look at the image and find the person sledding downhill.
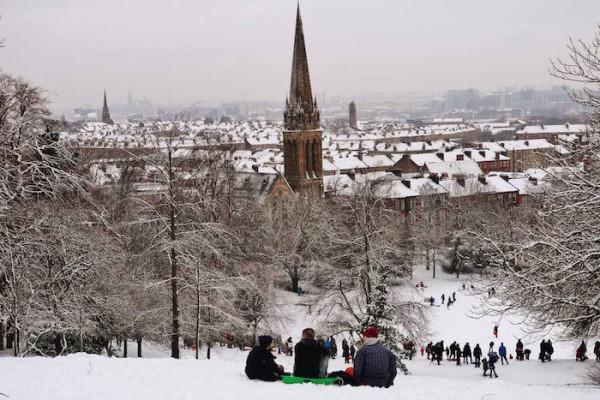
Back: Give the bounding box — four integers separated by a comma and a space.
353, 327, 397, 388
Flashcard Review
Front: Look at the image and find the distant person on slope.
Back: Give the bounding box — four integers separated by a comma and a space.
294, 328, 329, 378
342, 339, 350, 364
593, 341, 600, 362
317, 337, 330, 377
463, 342, 472, 365
245, 335, 284, 382
546, 340, 554, 361
539, 340, 547, 362
499, 342, 509, 365
353, 327, 397, 388
576, 341, 587, 362
330, 336, 338, 359
516, 339, 524, 361
487, 352, 499, 378
473, 344, 482, 367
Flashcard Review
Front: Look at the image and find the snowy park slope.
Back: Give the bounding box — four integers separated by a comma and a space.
1, 351, 598, 400
1, 269, 598, 400
410, 267, 581, 359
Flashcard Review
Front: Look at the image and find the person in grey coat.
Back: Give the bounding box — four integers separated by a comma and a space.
353, 327, 397, 388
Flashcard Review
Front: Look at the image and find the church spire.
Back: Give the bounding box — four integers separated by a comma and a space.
289, 4, 313, 109
284, 3, 319, 131
101, 89, 114, 125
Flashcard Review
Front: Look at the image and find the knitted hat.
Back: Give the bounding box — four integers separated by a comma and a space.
345, 367, 354, 378
258, 335, 273, 348
363, 327, 378, 338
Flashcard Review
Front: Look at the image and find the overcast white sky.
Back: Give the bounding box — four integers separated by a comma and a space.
1, 0, 600, 112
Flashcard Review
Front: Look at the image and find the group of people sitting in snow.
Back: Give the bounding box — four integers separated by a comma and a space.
245, 327, 397, 388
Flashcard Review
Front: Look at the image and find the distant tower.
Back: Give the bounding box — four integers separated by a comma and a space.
283, 4, 323, 196
349, 101, 357, 129
101, 89, 114, 125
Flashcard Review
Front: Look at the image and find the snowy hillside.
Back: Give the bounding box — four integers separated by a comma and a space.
1, 270, 598, 400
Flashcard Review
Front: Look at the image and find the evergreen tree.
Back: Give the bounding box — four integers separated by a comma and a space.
358, 272, 412, 375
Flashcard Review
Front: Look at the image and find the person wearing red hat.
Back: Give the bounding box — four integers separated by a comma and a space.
353, 327, 397, 388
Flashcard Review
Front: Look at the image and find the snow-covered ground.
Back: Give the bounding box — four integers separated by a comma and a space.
1, 269, 598, 400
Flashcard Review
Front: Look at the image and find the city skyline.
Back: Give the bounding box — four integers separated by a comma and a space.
2, 0, 600, 113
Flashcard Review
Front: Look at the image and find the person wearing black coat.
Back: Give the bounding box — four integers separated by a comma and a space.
245, 335, 284, 382
540, 340, 547, 363
516, 339, 524, 361
294, 328, 329, 378
435, 341, 444, 365
342, 339, 350, 364
594, 341, 600, 362
463, 342, 472, 365
473, 344, 482, 367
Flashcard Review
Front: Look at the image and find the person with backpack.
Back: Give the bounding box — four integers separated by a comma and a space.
499, 342, 509, 365
425, 342, 433, 360
473, 344, 482, 367
353, 327, 397, 388
487, 352, 499, 378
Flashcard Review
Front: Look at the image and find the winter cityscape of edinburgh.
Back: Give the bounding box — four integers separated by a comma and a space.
1, 1, 600, 399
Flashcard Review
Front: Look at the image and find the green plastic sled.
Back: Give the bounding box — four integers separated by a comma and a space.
281, 376, 342, 385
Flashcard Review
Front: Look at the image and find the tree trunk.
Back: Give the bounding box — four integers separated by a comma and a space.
291, 273, 299, 294
425, 248, 430, 270
433, 254, 436, 279
168, 148, 180, 359
0, 320, 4, 351
137, 337, 142, 358
123, 338, 128, 358
195, 266, 200, 360
207, 342, 211, 360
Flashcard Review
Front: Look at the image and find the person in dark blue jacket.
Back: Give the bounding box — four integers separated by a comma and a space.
353, 327, 397, 388
499, 342, 509, 365
245, 335, 284, 382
